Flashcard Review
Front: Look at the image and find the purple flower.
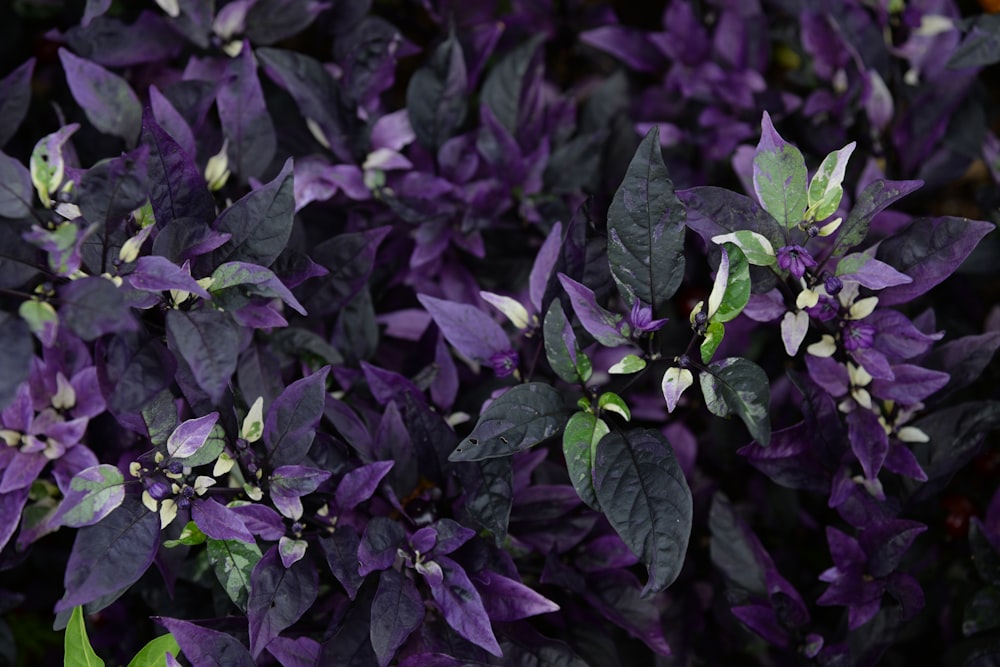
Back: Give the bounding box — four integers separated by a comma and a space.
628, 301, 668, 335
841, 321, 876, 351
805, 295, 840, 322
776, 245, 818, 279
489, 349, 519, 377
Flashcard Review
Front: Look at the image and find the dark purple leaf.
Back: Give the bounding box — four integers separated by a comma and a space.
263, 366, 329, 467
128, 256, 211, 298
424, 555, 502, 657
677, 186, 784, 249
860, 520, 928, 578
149, 85, 196, 158
217, 41, 277, 181
583, 569, 672, 655
909, 401, 1000, 487
319, 526, 366, 599
335, 16, 412, 108
371, 567, 424, 667
837, 255, 911, 289
0, 58, 35, 147
165, 308, 241, 405
708, 492, 769, 596
456, 457, 512, 546
318, 578, 377, 666
580, 25, 664, 72
417, 294, 513, 366
0, 488, 30, 554
267, 636, 321, 667
167, 0, 214, 48
78, 144, 150, 226
481, 34, 544, 146
737, 422, 831, 493
359, 517, 406, 577
924, 331, 1000, 397
450, 383, 568, 462
870, 364, 949, 404
192, 498, 255, 543
103, 334, 175, 422
407, 32, 468, 153
876, 217, 994, 305
0, 151, 35, 219
303, 227, 391, 317
155, 617, 255, 667
60, 276, 136, 341
472, 570, 558, 621
607, 126, 686, 314
269, 465, 332, 519
335, 461, 393, 512
56, 497, 159, 612
244, 0, 327, 45
139, 108, 216, 227
847, 407, 889, 480
228, 503, 285, 541
0, 312, 31, 411
256, 48, 355, 162
247, 546, 318, 658
209, 261, 306, 315
211, 158, 295, 268
594, 429, 693, 596
869, 310, 942, 360
58, 48, 141, 144
556, 273, 628, 347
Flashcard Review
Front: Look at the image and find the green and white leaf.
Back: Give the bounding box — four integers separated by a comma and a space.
598, 392, 631, 422
562, 412, 608, 509
710, 231, 775, 266
608, 353, 646, 375
699, 357, 771, 446
807, 142, 855, 222
709, 244, 750, 324
207, 537, 263, 613
700, 321, 725, 363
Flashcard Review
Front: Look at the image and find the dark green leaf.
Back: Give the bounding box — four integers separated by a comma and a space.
0, 312, 31, 410
406, 33, 467, 152
970, 520, 1000, 586
543, 300, 590, 383
449, 383, 569, 461
699, 357, 771, 446
606, 126, 686, 313
210, 159, 295, 267
563, 412, 608, 510
165, 308, 241, 405
207, 538, 263, 613
481, 34, 544, 139
456, 457, 512, 546
593, 429, 692, 595
963, 586, 1000, 637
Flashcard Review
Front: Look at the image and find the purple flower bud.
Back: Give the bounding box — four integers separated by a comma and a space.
143, 475, 173, 501
167, 460, 183, 475
776, 245, 818, 280
292, 521, 304, 534
489, 349, 519, 377
841, 321, 876, 351
181, 486, 196, 499
824, 275, 843, 295
176, 496, 191, 510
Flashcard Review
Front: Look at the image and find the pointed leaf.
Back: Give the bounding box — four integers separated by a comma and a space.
556, 273, 629, 347
211, 159, 295, 267
606, 126, 686, 313
450, 383, 569, 461
217, 41, 277, 180
417, 294, 512, 365
126, 633, 181, 667
78, 145, 150, 226
263, 366, 329, 467
207, 538, 263, 613
473, 570, 559, 621
543, 300, 590, 383
530, 222, 563, 313
662, 367, 694, 413
166, 412, 220, 459
700, 321, 724, 363
209, 261, 306, 315
0, 150, 32, 218
165, 308, 241, 405
807, 142, 856, 221
371, 568, 424, 667
710, 244, 750, 323
424, 555, 502, 656
699, 357, 771, 446
305, 227, 390, 317
59, 48, 141, 143
562, 412, 607, 510
0, 312, 32, 411
0, 58, 35, 147
247, 547, 318, 658
710, 230, 775, 266
594, 429, 693, 595
752, 112, 807, 228
53, 464, 125, 528
155, 617, 254, 667
139, 108, 216, 227
192, 499, 254, 543
406, 33, 467, 152
833, 179, 923, 256
65, 606, 105, 667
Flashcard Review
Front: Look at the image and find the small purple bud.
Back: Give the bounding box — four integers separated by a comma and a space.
176, 496, 191, 510
144, 475, 172, 501
677, 354, 691, 368
694, 311, 708, 326
824, 275, 843, 296
776, 245, 818, 280
245, 460, 259, 474
807, 225, 819, 238
167, 461, 183, 475
489, 349, 519, 377
806, 295, 840, 322
181, 486, 196, 499
235, 437, 249, 451
841, 321, 876, 351
291, 521, 304, 534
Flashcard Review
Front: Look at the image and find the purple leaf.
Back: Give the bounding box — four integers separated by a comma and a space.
319, 526, 365, 599
149, 84, 196, 158
269, 465, 332, 520
528, 222, 562, 314
78, 144, 150, 225
244, 0, 328, 45
211, 158, 295, 268
870, 364, 950, 404
304, 227, 390, 317
129, 256, 212, 299
472, 570, 559, 621
0, 151, 31, 219
335, 461, 394, 512
678, 186, 785, 250
266, 636, 321, 667
0, 58, 35, 147
139, 108, 216, 227
580, 26, 665, 72
556, 273, 628, 346
406, 33, 468, 153
417, 294, 513, 366
371, 567, 424, 667
876, 217, 995, 306
228, 503, 285, 541
0, 489, 30, 553
56, 497, 160, 612
737, 422, 831, 493
156, 617, 255, 667
847, 408, 889, 480
165, 308, 241, 405
192, 498, 255, 543
359, 517, 406, 577
424, 555, 502, 657
837, 254, 912, 289
263, 366, 329, 467
58, 48, 141, 144
426, 519, 476, 556
924, 331, 1000, 396
50, 464, 124, 529
869, 310, 942, 360
217, 41, 277, 180
833, 178, 925, 255
60, 276, 136, 341
860, 519, 928, 578
247, 546, 318, 658
209, 261, 306, 315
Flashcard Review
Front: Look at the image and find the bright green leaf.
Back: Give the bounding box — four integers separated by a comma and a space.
562, 412, 608, 510
752, 111, 808, 228
18, 300, 58, 338
126, 633, 181, 667
710, 230, 776, 266
543, 300, 590, 384
163, 521, 207, 548
598, 392, 631, 422
608, 353, 646, 375
65, 606, 105, 667
807, 142, 855, 222
700, 321, 725, 363
710, 244, 751, 324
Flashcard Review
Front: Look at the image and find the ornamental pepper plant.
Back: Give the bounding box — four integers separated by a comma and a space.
0, 1, 999, 666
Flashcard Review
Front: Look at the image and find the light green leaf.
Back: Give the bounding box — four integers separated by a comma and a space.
207, 538, 263, 613
163, 521, 207, 548
807, 142, 855, 222
710, 231, 776, 266
19, 300, 58, 338
65, 606, 105, 667
700, 321, 725, 363
608, 353, 646, 375
598, 392, 631, 422
710, 244, 751, 324
562, 412, 608, 509
752, 111, 808, 228
126, 633, 181, 667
